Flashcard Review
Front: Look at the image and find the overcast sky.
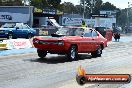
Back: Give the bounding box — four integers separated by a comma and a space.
61, 0, 132, 9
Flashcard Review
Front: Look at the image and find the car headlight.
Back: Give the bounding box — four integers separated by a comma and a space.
58, 41, 64, 45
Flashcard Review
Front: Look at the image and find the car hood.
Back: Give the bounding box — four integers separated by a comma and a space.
34, 36, 81, 41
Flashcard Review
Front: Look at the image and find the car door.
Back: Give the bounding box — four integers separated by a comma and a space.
80, 29, 94, 52
73, 28, 84, 52
91, 30, 99, 51
15, 23, 24, 38
22, 24, 30, 37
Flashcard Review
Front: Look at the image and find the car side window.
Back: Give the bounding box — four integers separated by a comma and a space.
83, 30, 92, 37
16, 23, 23, 29
92, 31, 98, 37
22, 24, 29, 29
74, 28, 84, 36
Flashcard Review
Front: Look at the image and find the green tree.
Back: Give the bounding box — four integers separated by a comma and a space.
100, 2, 116, 10
128, 8, 132, 25
80, 0, 103, 18
80, 0, 91, 18
117, 10, 127, 26
75, 5, 83, 14
30, 0, 61, 10
93, 0, 103, 14
48, 0, 61, 8
30, 0, 48, 9
117, 8, 132, 28
61, 2, 76, 14
0, 0, 2, 5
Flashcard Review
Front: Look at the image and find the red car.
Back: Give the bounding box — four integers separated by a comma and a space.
33, 27, 107, 61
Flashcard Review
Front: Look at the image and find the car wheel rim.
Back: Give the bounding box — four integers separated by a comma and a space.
71, 47, 76, 59
28, 34, 32, 38
97, 47, 102, 55
9, 35, 12, 39
80, 77, 86, 85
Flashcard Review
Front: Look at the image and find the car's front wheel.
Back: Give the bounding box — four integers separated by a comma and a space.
67, 45, 78, 61
91, 45, 102, 57
37, 49, 47, 59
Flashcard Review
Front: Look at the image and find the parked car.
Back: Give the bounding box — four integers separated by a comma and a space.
0, 23, 36, 39
33, 26, 107, 61
95, 27, 113, 41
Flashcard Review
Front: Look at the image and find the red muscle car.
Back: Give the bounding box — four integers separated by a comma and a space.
33, 27, 107, 61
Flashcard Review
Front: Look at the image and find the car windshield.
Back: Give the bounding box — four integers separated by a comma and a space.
56, 27, 84, 36
1, 23, 16, 28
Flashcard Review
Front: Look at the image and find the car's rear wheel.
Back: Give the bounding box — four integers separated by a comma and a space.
37, 49, 47, 59
27, 33, 32, 39
67, 45, 78, 61
8, 33, 13, 39
91, 45, 102, 57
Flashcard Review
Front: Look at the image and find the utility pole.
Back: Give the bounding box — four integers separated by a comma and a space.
90, 0, 96, 27
83, 0, 85, 19
23, 0, 31, 27
90, 0, 93, 15
127, 2, 129, 32
90, 0, 96, 17
127, 2, 132, 32
28, 0, 32, 27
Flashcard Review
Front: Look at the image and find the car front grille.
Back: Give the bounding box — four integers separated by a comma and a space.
39, 41, 58, 45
